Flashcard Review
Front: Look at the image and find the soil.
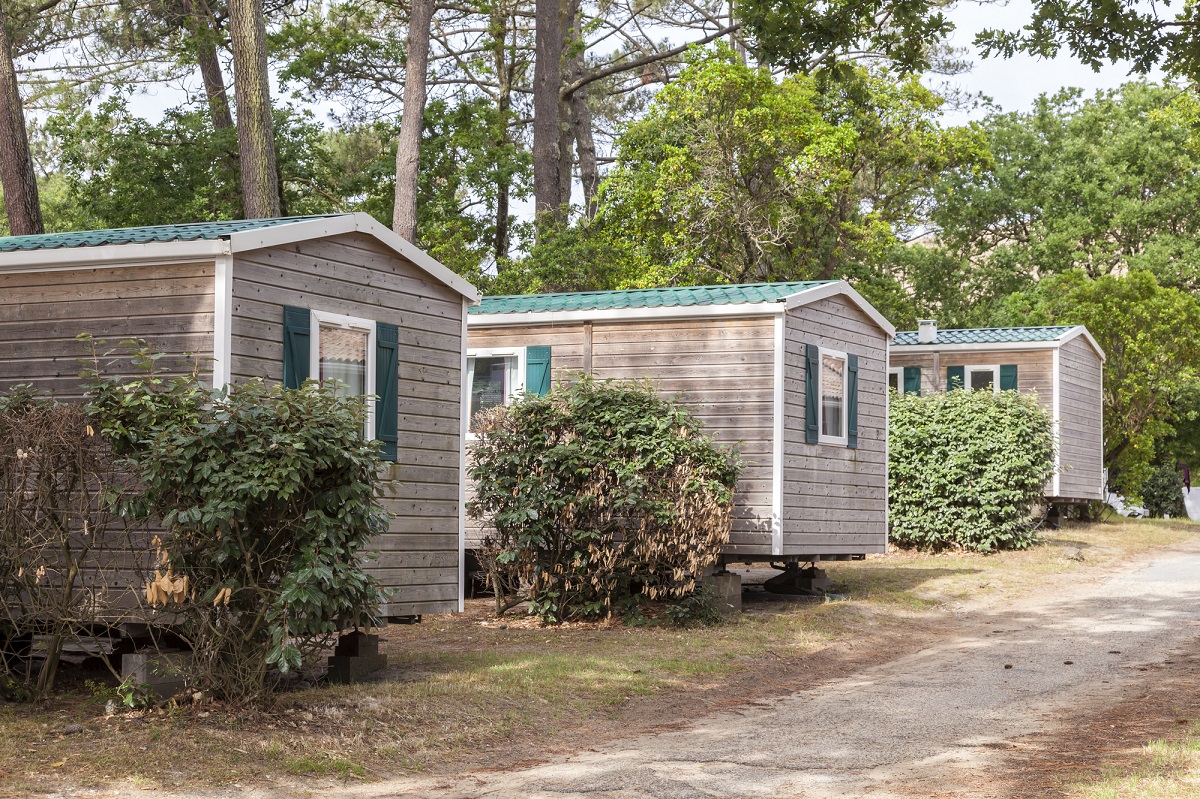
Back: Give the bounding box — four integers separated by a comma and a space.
23, 538, 1200, 799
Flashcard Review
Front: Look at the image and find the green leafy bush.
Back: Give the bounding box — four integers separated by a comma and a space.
1141, 465, 1187, 518
889, 389, 1056, 552
86, 345, 387, 703
467, 376, 741, 623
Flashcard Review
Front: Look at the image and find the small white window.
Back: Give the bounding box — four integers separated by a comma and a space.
819, 348, 848, 445
310, 310, 376, 439
888, 367, 902, 393
467, 347, 526, 433
966, 365, 1000, 395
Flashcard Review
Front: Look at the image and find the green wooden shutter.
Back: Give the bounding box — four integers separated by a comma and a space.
847, 353, 859, 449
947, 365, 965, 391
282, 306, 311, 389
526, 346, 552, 396
1000, 364, 1018, 391
805, 343, 819, 444
375, 322, 399, 461
903, 365, 921, 396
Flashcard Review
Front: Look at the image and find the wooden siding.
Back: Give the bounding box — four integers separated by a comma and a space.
0, 263, 216, 398
1055, 336, 1105, 501
888, 349, 1054, 408
889, 345, 1106, 501
229, 231, 465, 617
465, 317, 778, 554
782, 297, 889, 555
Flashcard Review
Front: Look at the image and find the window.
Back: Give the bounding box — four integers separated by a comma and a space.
819, 349, 848, 445
966, 365, 1000, 395
467, 348, 525, 433
310, 310, 377, 439
888, 368, 901, 392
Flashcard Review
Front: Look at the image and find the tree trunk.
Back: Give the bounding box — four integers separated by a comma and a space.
393, 0, 433, 242
229, 0, 280, 218
566, 14, 597, 220
532, 0, 566, 221
182, 0, 234, 131
0, 4, 43, 235
491, 6, 512, 262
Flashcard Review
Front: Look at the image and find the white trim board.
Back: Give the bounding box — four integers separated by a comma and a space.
458, 299, 470, 614
0, 213, 482, 303
211, 254, 234, 390
1052, 346, 1062, 498
469, 281, 897, 337
891, 326, 1105, 362
770, 314, 785, 557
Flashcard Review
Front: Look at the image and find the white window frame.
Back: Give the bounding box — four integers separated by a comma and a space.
888, 367, 903, 393
965, 364, 1001, 395
309, 309, 377, 441
466, 346, 526, 438
817, 347, 849, 447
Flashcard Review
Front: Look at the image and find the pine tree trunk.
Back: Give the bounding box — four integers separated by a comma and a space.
492, 6, 512, 262
182, 0, 234, 131
566, 14, 597, 220
0, 4, 43, 235
532, 0, 565, 221
229, 0, 280, 218
393, 0, 433, 242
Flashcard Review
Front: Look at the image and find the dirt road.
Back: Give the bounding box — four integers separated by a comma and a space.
345, 544, 1200, 799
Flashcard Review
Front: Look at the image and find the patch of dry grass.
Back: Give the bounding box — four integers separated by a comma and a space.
1066, 721, 1200, 799
0, 517, 1194, 797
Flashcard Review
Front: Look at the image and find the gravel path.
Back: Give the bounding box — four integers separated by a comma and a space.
350, 545, 1200, 799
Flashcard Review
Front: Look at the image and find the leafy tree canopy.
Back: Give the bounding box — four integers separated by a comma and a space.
991, 270, 1200, 497
583, 49, 983, 326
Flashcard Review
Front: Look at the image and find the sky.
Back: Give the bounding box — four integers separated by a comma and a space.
938, 0, 1163, 124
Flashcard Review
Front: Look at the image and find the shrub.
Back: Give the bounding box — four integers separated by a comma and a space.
467, 376, 741, 623
1141, 465, 1187, 518
889, 389, 1056, 552
86, 345, 387, 703
0, 386, 144, 697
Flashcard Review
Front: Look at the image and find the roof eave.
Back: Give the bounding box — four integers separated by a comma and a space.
469, 301, 788, 327
0, 238, 229, 272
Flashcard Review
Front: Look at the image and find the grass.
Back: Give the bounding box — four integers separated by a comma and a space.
1067, 721, 1200, 798
0, 515, 1194, 797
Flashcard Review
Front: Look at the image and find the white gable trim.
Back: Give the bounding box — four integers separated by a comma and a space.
770, 314, 785, 557
1058, 326, 1106, 362
227, 213, 480, 303
784, 281, 897, 338
211, 253, 234, 391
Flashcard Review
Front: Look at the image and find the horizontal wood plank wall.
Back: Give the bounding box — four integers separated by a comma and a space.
465, 317, 776, 555
0, 263, 216, 398
592, 317, 776, 553
462, 324, 587, 551
230, 232, 464, 617
890, 349, 1054, 408
783, 297, 889, 555
1055, 336, 1104, 501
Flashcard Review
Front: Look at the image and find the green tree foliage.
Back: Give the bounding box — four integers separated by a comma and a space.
45, 97, 342, 227
467, 376, 741, 624
976, 0, 1200, 82
992, 271, 1200, 497
1140, 464, 1187, 519
741, 0, 953, 75
591, 50, 982, 321
86, 348, 387, 703
928, 83, 1200, 316
889, 389, 1056, 552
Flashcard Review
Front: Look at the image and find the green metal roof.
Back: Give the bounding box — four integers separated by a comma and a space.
471, 281, 835, 314
893, 326, 1077, 345
0, 215, 344, 252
